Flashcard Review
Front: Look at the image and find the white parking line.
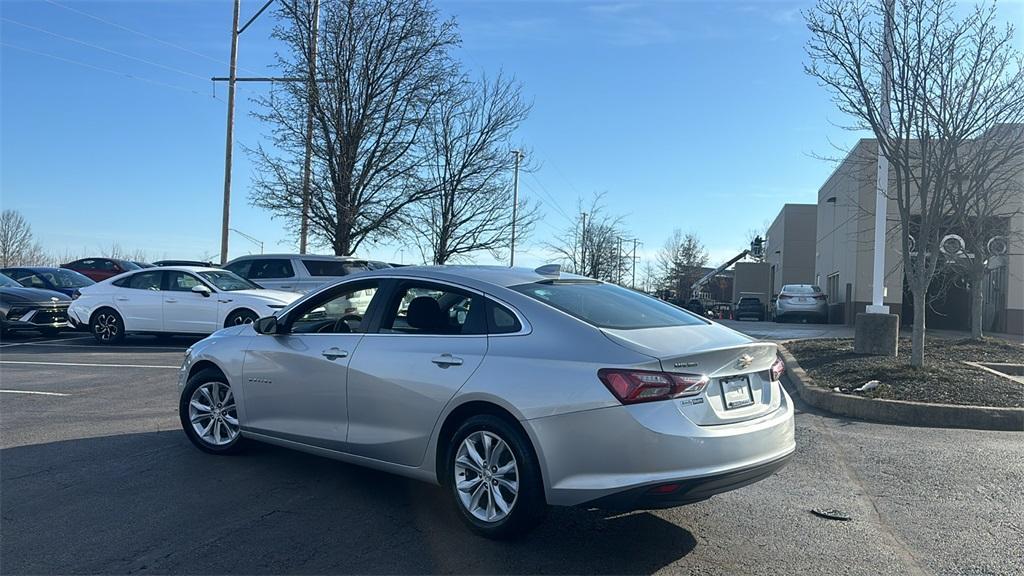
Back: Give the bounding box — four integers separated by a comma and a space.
0, 360, 178, 369
2, 342, 189, 351
0, 336, 92, 348
0, 389, 70, 397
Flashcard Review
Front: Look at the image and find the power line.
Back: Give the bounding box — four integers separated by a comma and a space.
41, 0, 263, 76
526, 172, 573, 222
1, 41, 224, 102
3, 17, 212, 82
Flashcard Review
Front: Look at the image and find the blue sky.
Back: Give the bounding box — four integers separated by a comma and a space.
3, 0, 1022, 268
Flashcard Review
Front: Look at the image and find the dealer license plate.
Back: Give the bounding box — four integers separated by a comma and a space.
721, 376, 754, 409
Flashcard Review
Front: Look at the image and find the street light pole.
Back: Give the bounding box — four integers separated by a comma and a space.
509, 150, 523, 267
219, 0, 241, 265
867, 0, 895, 314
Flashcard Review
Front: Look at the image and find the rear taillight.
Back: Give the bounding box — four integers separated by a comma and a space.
813, 294, 826, 300
598, 369, 709, 405
770, 356, 785, 381
778, 294, 792, 300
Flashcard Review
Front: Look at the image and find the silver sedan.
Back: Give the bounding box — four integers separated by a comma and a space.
178, 265, 795, 538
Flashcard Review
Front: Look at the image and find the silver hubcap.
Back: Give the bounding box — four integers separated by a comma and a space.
189, 381, 239, 446
232, 314, 255, 326
94, 313, 119, 340
454, 431, 518, 523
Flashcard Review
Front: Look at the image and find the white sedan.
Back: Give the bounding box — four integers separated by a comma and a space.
69, 266, 301, 344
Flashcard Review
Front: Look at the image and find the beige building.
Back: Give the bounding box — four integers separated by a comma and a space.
813, 137, 1023, 334
764, 204, 818, 298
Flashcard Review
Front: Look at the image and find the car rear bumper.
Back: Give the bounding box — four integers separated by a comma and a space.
523, 386, 796, 508
776, 301, 827, 317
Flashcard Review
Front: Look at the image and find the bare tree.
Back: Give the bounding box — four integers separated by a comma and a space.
656, 229, 709, 301
546, 194, 630, 282
805, 0, 1022, 365
409, 72, 537, 264
947, 126, 1024, 338
0, 210, 50, 267
250, 0, 459, 256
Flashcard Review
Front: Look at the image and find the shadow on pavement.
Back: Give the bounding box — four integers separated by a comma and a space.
1, 431, 697, 574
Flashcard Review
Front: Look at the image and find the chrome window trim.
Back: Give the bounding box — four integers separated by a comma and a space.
275, 274, 532, 337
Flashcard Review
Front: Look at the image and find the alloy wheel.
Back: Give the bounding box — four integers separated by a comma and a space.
94, 313, 119, 341
454, 431, 519, 523
188, 381, 239, 446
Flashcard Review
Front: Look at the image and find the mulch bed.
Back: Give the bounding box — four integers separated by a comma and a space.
785, 337, 1024, 408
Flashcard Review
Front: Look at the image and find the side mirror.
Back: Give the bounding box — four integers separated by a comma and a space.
254, 316, 279, 335
191, 285, 212, 297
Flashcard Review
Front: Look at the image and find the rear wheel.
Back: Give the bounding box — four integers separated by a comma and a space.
90, 309, 125, 344
447, 414, 545, 539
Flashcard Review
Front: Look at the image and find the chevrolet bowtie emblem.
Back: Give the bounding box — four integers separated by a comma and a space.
736, 354, 754, 369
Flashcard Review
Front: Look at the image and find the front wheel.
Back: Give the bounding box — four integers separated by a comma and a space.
448, 415, 546, 539
224, 309, 259, 328
90, 309, 125, 344
179, 368, 244, 454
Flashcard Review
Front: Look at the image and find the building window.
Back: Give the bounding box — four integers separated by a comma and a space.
827, 273, 840, 303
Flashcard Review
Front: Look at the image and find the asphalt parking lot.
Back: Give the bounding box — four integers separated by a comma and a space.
1, 331, 1022, 575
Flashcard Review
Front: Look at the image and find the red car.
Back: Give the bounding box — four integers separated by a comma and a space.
61, 258, 141, 282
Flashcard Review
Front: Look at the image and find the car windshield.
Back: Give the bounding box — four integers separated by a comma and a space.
198, 270, 261, 291
118, 260, 141, 271
44, 269, 94, 288
0, 273, 20, 288
511, 281, 706, 330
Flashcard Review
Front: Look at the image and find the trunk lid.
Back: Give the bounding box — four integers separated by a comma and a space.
601, 324, 782, 425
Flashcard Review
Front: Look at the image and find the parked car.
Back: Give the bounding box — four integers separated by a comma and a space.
1, 266, 95, 298
68, 267, 302, 344
62, 258, 141, 282
0, 272, 72, 337
132, 261, 156, 269
223, 254, 375, 293
773, 284, 828, 323
178, 265, 794, 538
735, 296, 765, 321
154, 260, 218, 268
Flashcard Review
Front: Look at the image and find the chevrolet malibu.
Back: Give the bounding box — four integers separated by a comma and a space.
178, 265, 795, 538
69, 267, 301, 344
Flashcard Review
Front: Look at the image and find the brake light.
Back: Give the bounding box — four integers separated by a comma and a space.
813, 294, 826, 300
778, 294, 792, 300
598, 369, 709, 405
770, 356, 785, 381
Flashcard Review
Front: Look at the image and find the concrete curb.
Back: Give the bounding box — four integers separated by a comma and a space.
777, 344, 1024, 432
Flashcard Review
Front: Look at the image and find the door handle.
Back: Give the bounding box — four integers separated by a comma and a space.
115, 297, 129, 302
280, 285, 293, 290
165, 298, 178, 303
321, 347, 349, 360
431, 354, 463, 367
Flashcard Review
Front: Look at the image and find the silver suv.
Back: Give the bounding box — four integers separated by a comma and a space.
223, 254, 384, 294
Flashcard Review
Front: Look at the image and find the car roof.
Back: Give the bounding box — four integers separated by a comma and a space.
226, 253, 361, 262
349, 265, 589, 289
123, 266, 223, 273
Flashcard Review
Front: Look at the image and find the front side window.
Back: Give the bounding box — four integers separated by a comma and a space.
511, 281, 707, 330
166, 271, 204, 292
198, 271, 260, 292
247, 259, 294, 280
380, 283, 485, 335
302, 259, 371, 277
127, 271, 163, 291
289, 281, 381, 334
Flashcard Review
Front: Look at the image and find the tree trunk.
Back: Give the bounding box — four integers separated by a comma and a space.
970, 265, 985, 340
911, 288, 926, 367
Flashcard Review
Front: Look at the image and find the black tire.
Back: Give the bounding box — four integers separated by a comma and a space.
224, 309, 259, 328
90, 308, 125, 344
179, 368, 245, 455
446, 414, 546, 539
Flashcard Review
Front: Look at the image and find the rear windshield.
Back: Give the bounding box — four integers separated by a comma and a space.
510, 281, 706, 330
782, 285, 821, 294
303, 259, 371, 277
739, 297, 762, 305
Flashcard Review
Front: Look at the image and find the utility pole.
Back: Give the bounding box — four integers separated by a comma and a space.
509, 150, 523, 267
616, 237, 623, 284
626, 235, 634, 286
867, 0, 894, 314
579, 212, 588, 276
298, 0, 321, 255
219, 0, 241, 265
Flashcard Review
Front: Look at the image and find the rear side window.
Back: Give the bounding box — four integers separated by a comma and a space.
511, 282, 706, 330
302, 259, 371, 277
247, 259, 294, 280
487, 300, 522, 334
126, 271, 163, 291
223, 261, 250, 278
